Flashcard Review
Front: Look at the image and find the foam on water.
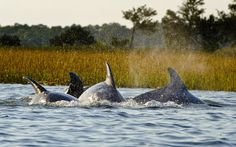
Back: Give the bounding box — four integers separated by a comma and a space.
27, 95, 185, 109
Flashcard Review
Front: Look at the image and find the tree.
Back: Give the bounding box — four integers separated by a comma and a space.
162, 10, 189, 49
111, 37, 129, 48
122, 5, 158, 48
178, 0, 205, 29
162, 0, 205, 50
179, 0, 205, 49
50, 25, 96, 46
229, 0, 236, 15
85, 23, 130, 46
229, 0, 236, 46
0, 34, 21, 46
197, 15, 220, 51
49, 35, 63, 46
218, 0, 236, 47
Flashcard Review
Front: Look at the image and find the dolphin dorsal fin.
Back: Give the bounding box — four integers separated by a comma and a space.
105, 62, 116, 88
23, 76, 47, 94
69, 72, 83, 85
167, 67, 186, 88
66, 72, 84, 97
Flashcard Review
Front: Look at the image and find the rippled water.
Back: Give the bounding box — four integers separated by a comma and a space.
0, 83, 236, 146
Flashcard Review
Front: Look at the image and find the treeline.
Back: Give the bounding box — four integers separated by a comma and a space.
162, 0, 236, 51
0, 23, 163, 49
0, 0, 235, 52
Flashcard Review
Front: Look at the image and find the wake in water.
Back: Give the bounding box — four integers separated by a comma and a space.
7, 95, 201, 109
0, 89, 227, 109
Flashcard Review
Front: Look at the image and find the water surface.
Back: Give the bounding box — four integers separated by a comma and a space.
0, 83, 236, 146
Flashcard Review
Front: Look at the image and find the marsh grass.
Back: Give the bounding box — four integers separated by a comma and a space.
0, 47, 235, 91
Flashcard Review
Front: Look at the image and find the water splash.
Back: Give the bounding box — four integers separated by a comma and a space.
24, 96, 184, 109
28, 95, 47, 105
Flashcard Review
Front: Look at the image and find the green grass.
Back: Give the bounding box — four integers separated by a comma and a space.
0, 47, 236, 91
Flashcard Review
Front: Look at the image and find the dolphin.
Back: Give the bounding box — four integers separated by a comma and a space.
66, 72, 85, 98
78, 62, 125, 104
24, 76, 77, 102
132, 67, 205, 105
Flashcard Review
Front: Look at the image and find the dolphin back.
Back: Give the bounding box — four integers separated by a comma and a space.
78, 62, 125, 104
46, 92, 77, 102
23, 76, 47, 94
133, 67, 204, 105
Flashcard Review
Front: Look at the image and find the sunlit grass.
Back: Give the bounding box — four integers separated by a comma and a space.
0, 47, 235, 91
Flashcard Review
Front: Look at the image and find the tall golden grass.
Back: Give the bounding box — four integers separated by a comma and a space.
0, 48, 235, 91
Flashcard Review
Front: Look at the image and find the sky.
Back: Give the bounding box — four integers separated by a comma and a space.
0, 0, 232, 28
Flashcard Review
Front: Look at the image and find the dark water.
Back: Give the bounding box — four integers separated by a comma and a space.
0, 83, 236, 147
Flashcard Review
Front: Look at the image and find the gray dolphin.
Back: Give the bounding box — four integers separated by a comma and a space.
133, 68, 204, 105
78, 62, 125, 104
24, 76, 77, 102
66, 72, 85, 98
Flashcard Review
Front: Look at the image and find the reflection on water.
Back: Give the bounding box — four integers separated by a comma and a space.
0, 83, 236, 146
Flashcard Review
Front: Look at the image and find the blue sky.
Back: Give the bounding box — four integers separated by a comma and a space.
0, 0, 232, 27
